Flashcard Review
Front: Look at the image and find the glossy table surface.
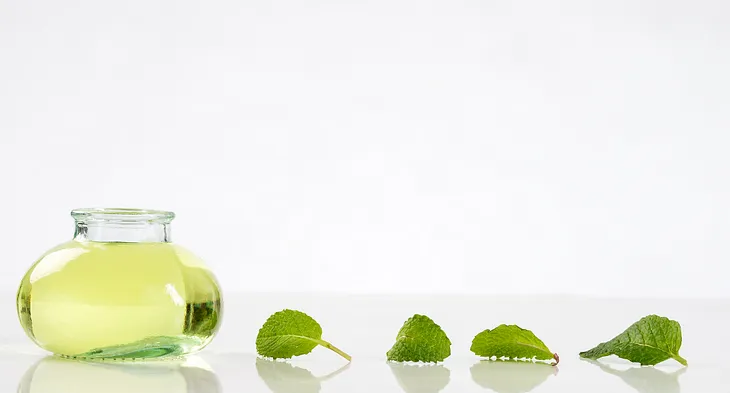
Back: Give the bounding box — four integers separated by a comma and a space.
1, 293, 727, 392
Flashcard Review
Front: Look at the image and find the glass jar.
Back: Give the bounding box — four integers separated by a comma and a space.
17, 208, 222, 360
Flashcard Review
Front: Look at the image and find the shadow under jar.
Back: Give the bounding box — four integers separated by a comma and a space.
17, 208, 222, 360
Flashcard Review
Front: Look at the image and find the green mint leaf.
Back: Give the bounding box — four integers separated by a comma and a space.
579, 315, 687, 366
256, 309, 351, 361
386, 314, 451, 363
470, 325, 558, 364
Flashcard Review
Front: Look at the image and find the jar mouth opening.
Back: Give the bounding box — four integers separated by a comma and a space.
71, 208, 175, 224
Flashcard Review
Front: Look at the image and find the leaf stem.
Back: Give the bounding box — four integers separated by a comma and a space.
315, 339, 352, 362
673, 354, 688, 366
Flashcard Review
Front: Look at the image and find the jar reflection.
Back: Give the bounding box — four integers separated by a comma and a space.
18, 356, 221, 393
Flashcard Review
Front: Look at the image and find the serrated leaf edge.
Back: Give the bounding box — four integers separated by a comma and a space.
578, 315, 687, 366
471, 326, 558, 365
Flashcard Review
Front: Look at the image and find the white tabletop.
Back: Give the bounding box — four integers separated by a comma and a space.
1, 293, 727, 392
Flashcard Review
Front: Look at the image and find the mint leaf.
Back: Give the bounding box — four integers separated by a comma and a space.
579, 315, 687, 366
386, 314, 451, 363
256, 309, 351, 361
470, 325, 558, 364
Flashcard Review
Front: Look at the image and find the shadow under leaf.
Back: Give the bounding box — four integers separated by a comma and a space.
470, 361, 556, 393
388, 363, 451, 393
255, 357, 350, 393
582, 358, 686, 393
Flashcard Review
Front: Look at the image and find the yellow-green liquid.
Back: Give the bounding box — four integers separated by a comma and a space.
17, 241, 222, 360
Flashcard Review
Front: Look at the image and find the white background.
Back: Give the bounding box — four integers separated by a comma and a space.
1, 0, 728, 297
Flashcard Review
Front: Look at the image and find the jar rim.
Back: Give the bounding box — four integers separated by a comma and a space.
71, 208, 175, 223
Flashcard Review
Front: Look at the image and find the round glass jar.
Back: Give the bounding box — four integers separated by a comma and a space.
17, 208, 222, 360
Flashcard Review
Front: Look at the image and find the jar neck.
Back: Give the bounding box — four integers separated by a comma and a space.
71, 208, 175, 243
74, 221, 172, 243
